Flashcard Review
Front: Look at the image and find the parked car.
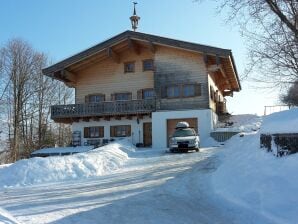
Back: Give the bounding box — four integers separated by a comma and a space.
169, 122, 200, 152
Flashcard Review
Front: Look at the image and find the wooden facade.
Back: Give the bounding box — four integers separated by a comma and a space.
44, 31, 241, 123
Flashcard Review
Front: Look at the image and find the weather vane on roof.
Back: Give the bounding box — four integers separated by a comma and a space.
130, 2, 140, 32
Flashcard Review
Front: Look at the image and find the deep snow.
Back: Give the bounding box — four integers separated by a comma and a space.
212, 108, 298, 224
0, 140, 135, 188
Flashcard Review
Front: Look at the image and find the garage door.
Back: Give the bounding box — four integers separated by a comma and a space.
167, 118, 198, 146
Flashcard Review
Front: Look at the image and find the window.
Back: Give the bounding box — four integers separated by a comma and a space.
113, 92, 132, 101
110, 125, 131, 137
124, 61, 135, 73
84, 126, 104, 138
166, 86, 180, 98
143, 59, 154, 71
183, 85, 195, 97
162, 83, 201, 99
87, 94, 105, 103
143, 89, 155, 99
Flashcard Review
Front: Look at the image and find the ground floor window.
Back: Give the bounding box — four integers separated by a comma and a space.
84, 126, 104, 138
110, 125, 131, 137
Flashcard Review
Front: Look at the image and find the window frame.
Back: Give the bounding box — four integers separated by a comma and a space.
113, 92, 132, 101
182, 84, 196, 98
142, 88, 155, 99
166, 85, 180, 99
142, 59, 154, 71
110, 125, 131, 137
84, 126, 104, 138
124, 61, 135, 73
88, 94, 105, 103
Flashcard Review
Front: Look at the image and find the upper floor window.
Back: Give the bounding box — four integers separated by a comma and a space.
166, 85, 180, 98
183, 84, 195, 97
143, 59, 154, 71
112, 92, 132, 101
162, 83, 201, 99
87, 94, 105, 103
110, 125, 131, 137
84, 126, 104, 138
138, 88, 155, 99
124, 61, 135, 73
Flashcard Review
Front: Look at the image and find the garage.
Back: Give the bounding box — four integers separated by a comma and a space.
166, 118, 198, 146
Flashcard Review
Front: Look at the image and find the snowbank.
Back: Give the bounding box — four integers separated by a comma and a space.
216, 114, 262, 133
0, 207, 21, 224
260, 108, 298, 134
212, 114, 298, 223
0, 140, 135, 188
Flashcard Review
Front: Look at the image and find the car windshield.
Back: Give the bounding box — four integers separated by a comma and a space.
172, 129, 196, 137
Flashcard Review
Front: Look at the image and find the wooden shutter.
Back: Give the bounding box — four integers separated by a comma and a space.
137, 89, 143, 99
110, 126, 115, 137
126, 125, 131, 136
84, 127, 90, 138
161, 86, 167, 98
111, 93, 115, 101
85, 95, 89, 103
99, 127, 104, 138
195, 84, 202, 96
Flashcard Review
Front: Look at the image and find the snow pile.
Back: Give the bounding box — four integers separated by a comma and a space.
212, 109, 298, 223
260, 108, 298, 134
0, 207, 21, 224
0, 140, 135, 188
31, 145, 94, 155
216, 114, 262, 132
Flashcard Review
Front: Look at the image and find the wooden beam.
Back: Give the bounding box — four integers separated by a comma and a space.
207, 64, 222, 73
104, 116, 110, 121
128, 38, 140, 55
126, 115, 132, 120
115, 116, 121, 120
82, 117, 90, 122
61, 70, 77, 83
93, 117, 100, 121
107, 47, 120, 63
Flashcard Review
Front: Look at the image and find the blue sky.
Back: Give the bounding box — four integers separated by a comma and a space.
0, 0, 279, 115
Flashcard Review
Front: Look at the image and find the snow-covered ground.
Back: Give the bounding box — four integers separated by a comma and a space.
0, 109, 297, 224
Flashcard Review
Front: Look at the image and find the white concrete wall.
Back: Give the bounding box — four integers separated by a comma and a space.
72, 116, 151, 146
152, 109, 216, 148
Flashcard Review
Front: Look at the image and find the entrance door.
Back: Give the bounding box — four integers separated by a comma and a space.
143, 122, 152, 147
167, 118, 198, 146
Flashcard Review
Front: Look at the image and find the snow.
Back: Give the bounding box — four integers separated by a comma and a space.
212, 109, 298, 224
0, 207, 21, 224
31, 146, 94, 155
0, 140, 135, 188
215, 114, 262, 132
260, 108, 298, 134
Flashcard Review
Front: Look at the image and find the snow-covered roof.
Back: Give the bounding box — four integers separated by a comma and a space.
260, 108, 298, 134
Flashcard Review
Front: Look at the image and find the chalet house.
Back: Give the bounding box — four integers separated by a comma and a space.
42, 31, 241, 148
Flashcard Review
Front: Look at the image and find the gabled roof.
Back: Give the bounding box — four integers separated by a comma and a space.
43, 30, 241, 91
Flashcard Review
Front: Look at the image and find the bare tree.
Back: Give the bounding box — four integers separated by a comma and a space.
0, 39, 74, 162
202, 0, 298, 87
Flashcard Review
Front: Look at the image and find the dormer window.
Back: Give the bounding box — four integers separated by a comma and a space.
143, 59, 154, 71
124, 61, 135, 73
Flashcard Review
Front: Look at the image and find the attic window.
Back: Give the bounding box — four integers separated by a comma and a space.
124, 61, 135, 73
143, 59, 154, 71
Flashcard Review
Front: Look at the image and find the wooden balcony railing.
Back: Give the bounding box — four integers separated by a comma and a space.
51, 99, 156, 119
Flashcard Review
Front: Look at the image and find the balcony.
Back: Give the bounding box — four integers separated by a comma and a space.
51, 99, 156, 122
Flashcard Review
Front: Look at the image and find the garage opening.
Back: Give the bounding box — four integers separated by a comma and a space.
166, 118, 198, 147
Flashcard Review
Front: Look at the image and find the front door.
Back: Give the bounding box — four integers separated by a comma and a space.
143, 122, 152, 147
